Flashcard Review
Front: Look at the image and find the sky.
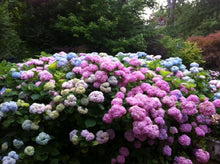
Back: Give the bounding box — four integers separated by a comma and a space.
142, 0, 195, 20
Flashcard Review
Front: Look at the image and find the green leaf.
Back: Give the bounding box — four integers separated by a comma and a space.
41, 51, 47, 56
4, 97, 12, 102
3, 118, 15, 128
85, 119, 96, 128
98, 104, 105, 110
160, 70, 171, 77
49, 159, 59, 164
50, 149, 60, 156
92, 140, 99, 146
31, 94, 40, 100
15, 111, 22, 116
48, 62, 57, 71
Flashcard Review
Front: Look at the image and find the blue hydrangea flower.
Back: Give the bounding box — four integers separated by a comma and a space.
36, 132, 50, 145
2, 156, 16, 164
182, 76, 191, 81
179, 64, 186, 71
53, 53, 67, 61
190, 67, 199, 73
162, 61, 173, 68
58, 58, 68, 67
0, 87, 6, 95
71, 58, 82, 66
215, 92, 220, 98
171, 66, 179, 72
129, 53, 138, 59
0, 101, 18, 113
8, 151, 19, 161
67, 52, 77, 60
137, 52, 147, 58
210, 85, 216, 90
13, 139, 24, 149
12, 72, 21, 79
117, 52, 124, 57
66, 72, 75, 79
190, 62, 199, 67
146, 55, 153, 60
22, 120, 33, 131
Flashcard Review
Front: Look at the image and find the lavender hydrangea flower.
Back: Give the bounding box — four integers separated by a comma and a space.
178, 134, 191, 146
89, 91, 104, 103
163, 145, 172, 156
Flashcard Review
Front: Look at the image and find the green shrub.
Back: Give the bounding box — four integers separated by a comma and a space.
160, 36, 205, 66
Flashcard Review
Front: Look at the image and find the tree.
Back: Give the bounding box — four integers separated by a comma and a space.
167, 0, 176, 24
0, 1, 26, 61
161, 0, 220, 38
55, 0, 156, 54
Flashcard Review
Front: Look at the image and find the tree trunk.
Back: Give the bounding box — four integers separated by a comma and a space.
167, 0, 176, 25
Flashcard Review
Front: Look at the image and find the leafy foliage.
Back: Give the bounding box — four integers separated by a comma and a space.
56, 0, 152, 54
0, 1, 27, 61
160, 36, 204, 66
188, 31, 220, 70
161, 0, 220, 39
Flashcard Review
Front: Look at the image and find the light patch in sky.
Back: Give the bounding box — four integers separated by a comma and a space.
142, 0, 195, 20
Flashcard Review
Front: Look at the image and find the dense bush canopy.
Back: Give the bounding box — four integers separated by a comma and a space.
0, 52, 219, 163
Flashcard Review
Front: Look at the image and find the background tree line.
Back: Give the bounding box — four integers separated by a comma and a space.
0, 0, 220, 69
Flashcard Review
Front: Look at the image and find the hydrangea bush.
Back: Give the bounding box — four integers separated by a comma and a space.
0, 51, 219, 164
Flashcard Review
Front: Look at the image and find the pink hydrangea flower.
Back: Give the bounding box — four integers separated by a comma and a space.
162, 96, 176, 107
179, 124, 192, 133
194, 149, 210, 163
103, 113, 113, 124
38, 70, 53, 81
119, 147, 129, 157
116, 155, 125, 164
163, 145, 172, 156
95, 71, 108, 83
199, 101, 216, 116
129, 105, 146, 121
186, 95, 200, 104
174, 156, 193, 164
124, 130, 135, 142
178, 134, 191, 146
181, 100, 198, 115
195, 127, 205, 136
129, 58, 141, 67
21, 70, 35, 80
155, 80, 170, 93
111, 98, 123, 105
213, 99, 220, 108
109, 105, 126, 119
134, 141, 142, 149
100, 61, 117, 72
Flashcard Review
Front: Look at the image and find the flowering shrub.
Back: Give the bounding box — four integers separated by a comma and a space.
0, 51, 218, 163
188, 31, 220, 71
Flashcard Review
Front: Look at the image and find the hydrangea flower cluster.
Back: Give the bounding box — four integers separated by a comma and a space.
36, 132, 51, 145
0, 101, 17, 113
2, 151, 19, 164
0, 51, 218, 163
